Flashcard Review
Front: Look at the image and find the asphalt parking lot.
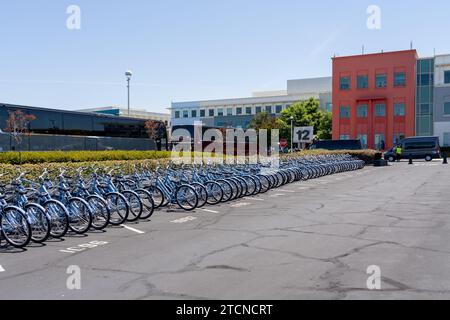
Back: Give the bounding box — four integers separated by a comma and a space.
1, 159, 450, 300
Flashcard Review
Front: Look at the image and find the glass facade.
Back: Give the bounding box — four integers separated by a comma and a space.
416, 58, 434, 136
0, 104, 153, 139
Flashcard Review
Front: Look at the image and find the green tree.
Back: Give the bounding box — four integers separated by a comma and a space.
280, 98, 332, 143
317, 111, 332, 140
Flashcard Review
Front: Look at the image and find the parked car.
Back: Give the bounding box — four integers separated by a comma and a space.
384, 136, 441, 162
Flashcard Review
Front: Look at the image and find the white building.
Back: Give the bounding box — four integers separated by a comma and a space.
170, 77, 332, 129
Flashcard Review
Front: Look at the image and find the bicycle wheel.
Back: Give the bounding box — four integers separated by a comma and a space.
190, 183, 208, 208
122, 190, 143, 222
135, 189, 155, 220
105, 192, 129, 226
86, 195, 110, 230
43, 200, 70, 239
176, 185, 198, 211
67, 197, 93, 234
1, 206, 32, 248
146, 186, 165, 209
24, 203, 51, 243
205, 181, 224, 205
216, 179, 233, 202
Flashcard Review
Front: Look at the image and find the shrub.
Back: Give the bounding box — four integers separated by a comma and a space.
0, 150, 174, 165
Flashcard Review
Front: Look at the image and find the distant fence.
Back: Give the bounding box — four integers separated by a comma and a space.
0, 133, 157, 152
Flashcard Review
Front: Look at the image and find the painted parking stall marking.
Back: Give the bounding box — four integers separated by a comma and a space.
0, 265, 5, 272
59, 240, 109, 254
200, 208, 219, 214
171, 216, 197, 224
245, 197, 265, 202
121, 225, 145, 234
231, 202, 251, 208
277, 189, 296, 193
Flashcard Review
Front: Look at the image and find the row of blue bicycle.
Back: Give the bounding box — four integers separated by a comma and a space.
0, 154, 365, 249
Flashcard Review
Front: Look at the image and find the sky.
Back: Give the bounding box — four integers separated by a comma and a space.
0, 0, 449, 114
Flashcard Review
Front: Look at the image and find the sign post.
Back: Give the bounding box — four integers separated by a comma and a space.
293, 126, 314, 150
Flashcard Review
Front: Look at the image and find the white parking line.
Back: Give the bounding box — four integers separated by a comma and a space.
200, 208, 219, 214
277, 189, 296, 193
231, 203, 251, 208
270, 194, 286, 197
245, 197, 265, 202
121, 225, 146, 234
171, 216, 197, 224
0, 265, 5, 272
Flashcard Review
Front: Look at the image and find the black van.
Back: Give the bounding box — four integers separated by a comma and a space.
384, 136, 441, 162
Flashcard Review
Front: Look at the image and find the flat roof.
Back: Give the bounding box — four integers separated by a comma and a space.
0, 103, 157, 122
332, 49, 418, 60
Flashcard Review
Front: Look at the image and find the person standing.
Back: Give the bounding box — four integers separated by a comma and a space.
395, 145, 402, 162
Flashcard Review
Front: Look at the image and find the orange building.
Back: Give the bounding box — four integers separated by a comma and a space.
332, 50, 418, 150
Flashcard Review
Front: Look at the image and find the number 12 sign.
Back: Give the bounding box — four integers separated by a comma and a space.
294, 126, 314, 143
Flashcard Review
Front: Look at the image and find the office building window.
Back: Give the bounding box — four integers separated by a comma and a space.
236, 107, 242, 115
340, 135, 350, 140
227, 108, 233, 116
175, 111, 180, 119
394, 103, 406, 116
375, 104, 386, 117
246, 107, 252, 115
444, 133, 450, 146
375, 134, 386, 150
183, 110, 189, 118
200, 109, 206, 117
419, 104, 430, 115
417, 73, 433, 86
357, 75, 368, 89
340, 76, 350, 90
265, 106, 272, 113
191, 110, 197, 118
376, 74, 387, 88
357, 105, 368, 118
357, 134, 368, 148
255, 106, 262, 113
444, 102, 450, 115
339, 106, 350, 118
208, 109, 215, 117
218, 108, 224, 116
276, 105, 283, 114
325, 103, 332, 113
394, 72, 406, 87
445, 71, 450, 84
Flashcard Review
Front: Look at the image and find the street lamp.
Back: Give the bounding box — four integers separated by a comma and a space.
125, 70, 133, 116
290, 116, 294, 153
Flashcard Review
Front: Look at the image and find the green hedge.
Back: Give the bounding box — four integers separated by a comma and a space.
0, 150, 172, 165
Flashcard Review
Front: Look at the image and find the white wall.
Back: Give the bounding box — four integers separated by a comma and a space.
434, 121, 450, 146
435, 55, 450, 87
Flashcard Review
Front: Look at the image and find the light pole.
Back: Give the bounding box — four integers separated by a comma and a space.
125, 70, 133, 116
290, 116, 294, 153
